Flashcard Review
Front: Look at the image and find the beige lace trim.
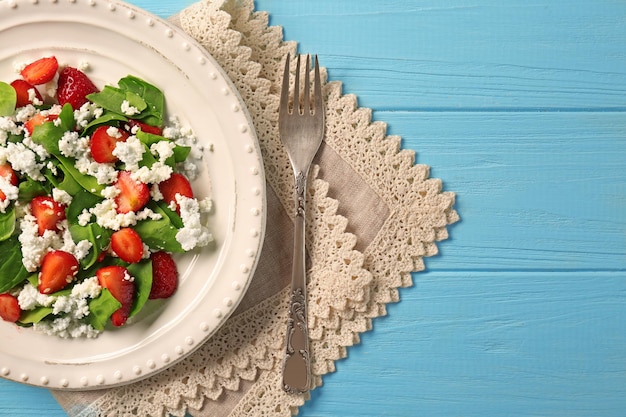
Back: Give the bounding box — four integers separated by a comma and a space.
54, 0, 457, 415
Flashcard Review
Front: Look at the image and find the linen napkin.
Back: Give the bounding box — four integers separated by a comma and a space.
52, 0, 458, 415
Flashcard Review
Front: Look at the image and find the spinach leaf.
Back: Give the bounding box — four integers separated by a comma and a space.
67, 190, 109, 269
56, 155, 105, 195
18, 307, 53, 325
0, 236, 30, 293
134, 201, 184, 252
0, 206, 15, 241
88, 288, 121, 331
43, 163, 83, 196
87, 76, 164, 127
127, 260, 152, 318
31, 120, 64, 155
18, 177, 49, 201
30, 104, 75, 155
0, 81, 16, 116
118, 76, 164, 126
82, 111, 128, 136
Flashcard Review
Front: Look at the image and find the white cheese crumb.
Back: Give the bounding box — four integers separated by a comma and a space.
175, 195, 213, 251
120, 100, 140, 116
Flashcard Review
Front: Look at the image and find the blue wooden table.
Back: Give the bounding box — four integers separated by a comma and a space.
2, 1, 625, 416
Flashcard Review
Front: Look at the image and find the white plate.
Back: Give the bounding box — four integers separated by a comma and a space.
0, 0, 265, 390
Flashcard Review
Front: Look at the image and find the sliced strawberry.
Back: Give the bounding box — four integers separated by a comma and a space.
30, 195, 66, 236
0, 293, 21, 323
20, 56, 58, 85
90, 125, 129, 163
56, 66, 99, 110
126, 119, 162, 136
110, 228, 144, 263
23, 113, 58, 136
149, 251, 178, 299
38, 250, 79, 294
0, 163, 18, 201
158, 173, 194, 213
114, 171, 150, 214
96, 265, 135, 326
11, 79, 43, 107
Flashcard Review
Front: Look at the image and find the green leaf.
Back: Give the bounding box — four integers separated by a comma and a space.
18, 178, 49, 201
0, 206, 15, 241
134, 201, 184, 252
0, 236, 30, 293
0, 81, 16, 116
82, 111, 128, 136
127, 260, 153, 318
173, 145, 191, 163
31, 121, 64, 155
67, 190, 109, 269
56, 155, 105, 195
18, 307, 53, 325
69, 223, 111, 270
88, 288, 121, 331
58, 103, 75, 131
118, 76, 164, 126
86, 86, 127, 114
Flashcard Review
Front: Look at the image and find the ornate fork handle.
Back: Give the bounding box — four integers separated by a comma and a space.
282, 170, 311, 394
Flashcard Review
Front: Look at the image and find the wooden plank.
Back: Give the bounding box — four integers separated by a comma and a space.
374, 111, 626, 271
301, 271, 626, 417
260, 0, 626, 111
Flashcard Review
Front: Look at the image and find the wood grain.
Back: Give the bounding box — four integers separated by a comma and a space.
1, 0, 625, 416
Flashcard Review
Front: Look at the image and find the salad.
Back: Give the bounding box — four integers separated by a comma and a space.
0, 56, 213, 338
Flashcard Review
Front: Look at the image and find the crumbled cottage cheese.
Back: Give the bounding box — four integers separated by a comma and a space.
120, 100, 140, 116
175, 195, 213, 251
112, 135, 144, 170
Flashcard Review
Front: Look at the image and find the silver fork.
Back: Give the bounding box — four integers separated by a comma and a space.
279, 53, 324, 394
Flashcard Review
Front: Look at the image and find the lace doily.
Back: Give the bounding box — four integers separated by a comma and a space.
53, 0, 458, 415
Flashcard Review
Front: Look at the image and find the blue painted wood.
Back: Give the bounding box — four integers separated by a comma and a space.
2, 1, 625, 416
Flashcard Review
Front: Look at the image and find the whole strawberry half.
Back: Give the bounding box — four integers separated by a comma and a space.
149, 251, 178, 299
38, 250, 80, 295
56, 66, 99, 110
110, 227, 144, 263
30, 195, 66, 236
20, 56, 58, 85
114, 171, 150, 214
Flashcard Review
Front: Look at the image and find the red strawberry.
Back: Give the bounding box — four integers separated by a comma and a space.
0, 293, 21, 323
90, 125, 129, 163
23, 113, 58, 136
56, 66, 99, 110
158, 173, 194, 213
96, 265, 135, 326
114, 171, 150, 214
0, 163, 18, 201
20, 56, 58, 85
11, 79, 43, 107
149, 251, 178, 299
38, 250, 79, 294
110, 228, 144, 263
126, 119, 162, 136
30, 195, 66, 236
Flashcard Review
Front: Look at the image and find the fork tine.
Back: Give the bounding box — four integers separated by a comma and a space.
293, 55, 301, 115
279, 53, 291, 119
313, 55, 323, 116
303, 55, 311, 114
